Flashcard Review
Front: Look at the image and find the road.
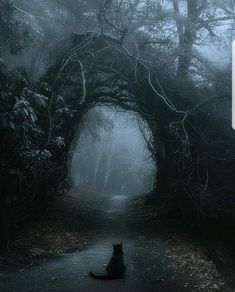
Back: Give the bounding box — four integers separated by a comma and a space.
0, 188, 230, 292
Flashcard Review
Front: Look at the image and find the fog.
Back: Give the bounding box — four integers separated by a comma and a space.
71, 106, 156, 196
4, 0, 232, 83
2, 0, 235, 262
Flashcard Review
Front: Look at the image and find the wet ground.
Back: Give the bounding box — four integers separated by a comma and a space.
0, 188, 231, 292
0, 236, 189, 292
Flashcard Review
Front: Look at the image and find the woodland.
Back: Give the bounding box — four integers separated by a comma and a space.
0, 0, 235, 253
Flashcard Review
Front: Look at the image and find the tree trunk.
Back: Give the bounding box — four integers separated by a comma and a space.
176, 0, 199, 80
177, 35, 194, 80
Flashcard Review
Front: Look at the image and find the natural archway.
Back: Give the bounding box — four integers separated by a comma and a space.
43, 32, 183, 201
41, 31, 234, 227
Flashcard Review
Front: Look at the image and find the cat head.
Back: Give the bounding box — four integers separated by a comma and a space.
113, 242, 123, 254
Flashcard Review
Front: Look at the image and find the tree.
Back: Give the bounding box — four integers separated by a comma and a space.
133, 0, 235, 80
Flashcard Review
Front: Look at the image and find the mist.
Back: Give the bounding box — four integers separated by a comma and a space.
2, 1, 235, 290
71, 106, 156, 196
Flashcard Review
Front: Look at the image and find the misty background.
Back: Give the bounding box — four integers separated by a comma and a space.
71, 106, 156, 196
3, 0, 234, 83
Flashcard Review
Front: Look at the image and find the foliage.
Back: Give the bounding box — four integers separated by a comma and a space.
0, 66, 67, 208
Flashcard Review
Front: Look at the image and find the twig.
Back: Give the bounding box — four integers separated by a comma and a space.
12, 4, 49, 22
77, 60, 86, 104
0, 112, 9, 118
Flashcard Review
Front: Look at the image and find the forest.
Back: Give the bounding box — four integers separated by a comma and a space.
1, 0, 235, 291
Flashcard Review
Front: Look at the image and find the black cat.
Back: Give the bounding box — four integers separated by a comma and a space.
89, 242, 126, 279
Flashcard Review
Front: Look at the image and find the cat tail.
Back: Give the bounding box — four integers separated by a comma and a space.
89, 271, 120, 280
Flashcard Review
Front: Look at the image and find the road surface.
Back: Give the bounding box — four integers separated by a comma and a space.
0, 188, 230, 292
